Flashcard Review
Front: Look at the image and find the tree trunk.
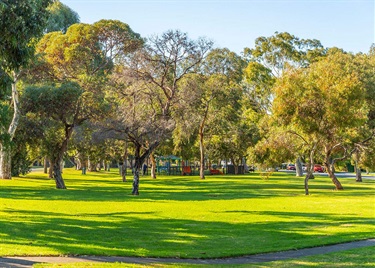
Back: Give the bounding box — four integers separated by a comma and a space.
131, 141, 160, 195
122, 142, 128, 182
132, 168, 140, 195
52, 158, 66, 189
355, 166, 362, 182
325, 163, 344, 190
0, 73, 21, 180
295, 157, 303, 177
355, 151, 362, 182
0, 143, 12, 180
231, 158, 239, 175
48, 160, 53, 178
304, 173, 309, 195
150, 153, 156, 179
88, 159, 98, 172
43, 157, 48, 173
132, 145, 143, 195
199, 130, 205, 179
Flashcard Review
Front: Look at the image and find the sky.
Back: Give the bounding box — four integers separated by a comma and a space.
61, 0, 374, 55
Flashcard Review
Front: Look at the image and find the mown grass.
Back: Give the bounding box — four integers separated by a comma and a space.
0, 169, 374, 259
33, 245, 375, 267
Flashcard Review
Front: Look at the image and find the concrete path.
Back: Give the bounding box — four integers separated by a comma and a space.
1, 239, 374, 268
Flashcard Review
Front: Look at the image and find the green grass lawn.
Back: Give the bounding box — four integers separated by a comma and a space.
0, 169, 374, 259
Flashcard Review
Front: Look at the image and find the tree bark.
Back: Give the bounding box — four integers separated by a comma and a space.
51, 125, 74, 189
48, 161, 53, 178
150, 153, 156, 179
199, 130, 205, 179
325, 163, 344, 190
88, 158, 98, 172
122, 142, 128, 182
43, 157, 48, 173
231, 158, 239, 175
0, 73, 21, 180
295, 157, 303, 177
52, 158, 66, 189
132, 163, 141, 195
0, 143, 12, 180
131, 141, 160, 195
355, 166, 362, 182
354, 151, 362, 182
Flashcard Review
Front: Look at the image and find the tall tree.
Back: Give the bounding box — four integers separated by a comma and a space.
0, 0, 52, 179
45, 0, 80, 33
21, 82, 84, 189
273, 50, 370, 192
174, 48, 245, 178
25, 20, 143, 188
106, 30, 213, 194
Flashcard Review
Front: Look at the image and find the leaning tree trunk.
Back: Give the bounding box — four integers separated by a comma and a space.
325, 163, 344, 190
0, 143, 12, 180
43, 157, 48, 173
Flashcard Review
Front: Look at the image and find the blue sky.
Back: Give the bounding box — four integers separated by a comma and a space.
61, 0, 374, 55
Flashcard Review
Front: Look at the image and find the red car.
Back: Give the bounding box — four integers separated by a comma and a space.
314, 164, 324, 172
287, 164, 296, 170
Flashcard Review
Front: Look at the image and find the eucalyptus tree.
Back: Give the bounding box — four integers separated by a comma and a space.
243, 32, 327, 176
0, 0, 52, 179
174, 48, 246, 178
177, 73, 230, 178
273, 50, 370, 193
25, 20, 143, 188
21, 82, 85, 189
106, 30, 213, 194
45, 0, 80, 33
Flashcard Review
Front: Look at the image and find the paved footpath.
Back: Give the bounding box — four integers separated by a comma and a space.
1, 239, 374, 268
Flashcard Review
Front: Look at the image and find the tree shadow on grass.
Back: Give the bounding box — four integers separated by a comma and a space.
1, 172, 374, 202
0, 209, 373, 259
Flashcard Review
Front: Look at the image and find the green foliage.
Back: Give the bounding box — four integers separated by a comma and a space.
22, 82, 82, 119
273, 50, 367, 143
244, 31, 326, 76
45, 0, 80, 33
0, 0, 52, 71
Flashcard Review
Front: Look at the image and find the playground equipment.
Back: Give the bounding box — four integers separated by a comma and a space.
156, 155, 182, 175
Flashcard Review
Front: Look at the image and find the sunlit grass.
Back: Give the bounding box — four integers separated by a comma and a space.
33, 246, 375, 267
0, 169, 374, 258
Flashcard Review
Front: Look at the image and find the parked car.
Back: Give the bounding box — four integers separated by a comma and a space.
287, 164, 296, 170
314, 164, 324, 172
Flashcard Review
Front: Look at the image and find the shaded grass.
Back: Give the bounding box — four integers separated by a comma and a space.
0, 169, 374, 258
